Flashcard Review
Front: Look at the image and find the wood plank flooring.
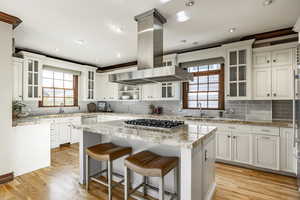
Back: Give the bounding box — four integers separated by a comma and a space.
0, 144, 299, 200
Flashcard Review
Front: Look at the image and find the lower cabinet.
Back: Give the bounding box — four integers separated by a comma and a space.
280, 128, 297, 173
50, 117, 81, 149
253, 135, 280, 170
216, 127, 252, 165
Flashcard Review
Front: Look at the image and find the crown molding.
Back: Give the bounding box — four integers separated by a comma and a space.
0, 11, 22, 29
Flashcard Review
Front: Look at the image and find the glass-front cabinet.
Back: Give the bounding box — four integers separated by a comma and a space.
84, 69, 96, 101
23, 58, 43, 100
224, 40, 254, 100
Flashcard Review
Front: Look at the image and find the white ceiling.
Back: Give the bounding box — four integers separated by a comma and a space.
1, 0, 300, 67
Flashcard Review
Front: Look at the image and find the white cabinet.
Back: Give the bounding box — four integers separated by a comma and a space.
231, 132, 252, 164
141, 83, 161, 100
162, 54, 178, 67
253, 67, 272, 99
253, 135, 280, 170
23, 58, 43, 100
216, 131, 231, 161
12, 57, 24, 101
215, 125, 252, 164
141, 82, 180, 101
82, 68, 96, 101
223, 40, 254, 100
253, 48, 294, 100
280, 128, 297, 173
96, 72, 119, 101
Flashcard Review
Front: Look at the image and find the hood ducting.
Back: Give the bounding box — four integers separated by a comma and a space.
109, 9, 193, 85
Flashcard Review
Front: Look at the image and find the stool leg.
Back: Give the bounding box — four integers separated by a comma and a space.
143, 176, 148, 196
85, 154, 89, 191
174, 167, 180, 199
108, 160, 113, 200
124, 166, 130, 200
159, 176, 164, 200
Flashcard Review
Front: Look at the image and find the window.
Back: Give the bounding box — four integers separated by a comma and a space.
40, 70, 78, 107
183, 64, 224, 110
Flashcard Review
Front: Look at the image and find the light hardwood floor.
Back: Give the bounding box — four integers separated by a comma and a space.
0, 144, 299, 200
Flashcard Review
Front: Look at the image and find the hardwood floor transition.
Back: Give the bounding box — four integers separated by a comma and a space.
0, 144, 299, 200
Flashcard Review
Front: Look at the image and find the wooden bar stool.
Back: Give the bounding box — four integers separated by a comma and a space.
86, 143, 132, 200
124, 151, 179, 200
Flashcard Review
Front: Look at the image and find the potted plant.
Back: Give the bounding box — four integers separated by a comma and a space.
12, 101, 26, 120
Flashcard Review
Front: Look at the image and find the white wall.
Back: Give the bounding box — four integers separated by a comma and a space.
0, 21, 13, 175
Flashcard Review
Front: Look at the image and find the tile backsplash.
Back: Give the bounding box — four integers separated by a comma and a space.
21, 98, 293, 121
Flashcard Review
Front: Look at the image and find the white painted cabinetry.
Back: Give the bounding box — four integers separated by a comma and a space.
253, 48, 294, 100
280, 128, 297, 173
231, 132, 252, 164
216, 131, 231, 161
96, 73, 119, 101
223, 40, 255, 100
12, 57, 24, 101
82, 68, 97, 101
22, 56, 44, 100
141, 82, 180, 101
253, 134, 280, 170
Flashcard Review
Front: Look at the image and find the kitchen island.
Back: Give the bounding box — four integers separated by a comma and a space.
75, 119, 217, 200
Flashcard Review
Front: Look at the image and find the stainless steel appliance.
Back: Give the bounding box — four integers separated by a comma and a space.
294, 44, 300, 190
109, 9, 193, 85
97, 101, 107, 112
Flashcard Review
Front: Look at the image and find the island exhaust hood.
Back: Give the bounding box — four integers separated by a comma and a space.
109, 9, 193, 85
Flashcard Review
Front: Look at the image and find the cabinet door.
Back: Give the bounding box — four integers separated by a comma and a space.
280, 128, 297, 173
272, 49, 293, 67
227, 48, 250, 99
57, 123, 71, 145
253, 52, 272, 68
272, 66, 293, 99
95, 73, 107, 101
13, 60, 23, 101
216, 131, 231, 160
87, 71, 95, 100
253, 68, 272, 100
232, 132, 251, 164
254, 135, 279, 170
24, 59, 42, 100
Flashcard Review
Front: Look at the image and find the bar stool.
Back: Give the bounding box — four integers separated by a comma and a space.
124, 151, 179, 200
85, 143, 132, 200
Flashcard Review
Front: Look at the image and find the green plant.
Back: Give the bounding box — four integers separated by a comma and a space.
12, 101, 26, 113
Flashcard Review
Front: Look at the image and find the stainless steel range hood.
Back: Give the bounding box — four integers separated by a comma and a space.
109, 9, 192, 85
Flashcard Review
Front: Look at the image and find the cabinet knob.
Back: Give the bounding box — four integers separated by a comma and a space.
267, 93, 270, 97
227, 135, 231, 138
233, 136, 236, 139
273, 59, 276, 63
273, 93, 277, 97
227, 94, 229, 97
267, 60, 270, 63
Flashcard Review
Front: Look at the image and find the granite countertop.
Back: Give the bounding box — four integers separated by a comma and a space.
73, 120, 217, 149
13, 112, 294, 128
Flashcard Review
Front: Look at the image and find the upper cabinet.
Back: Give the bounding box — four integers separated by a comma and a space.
141, 82, 180, 101
223, 40, 255, 100
20, 52, 45, 101
253, 48, 295, 100
82, 68, 97, 101
162, 54, 178, 67
12, 57, 24, 101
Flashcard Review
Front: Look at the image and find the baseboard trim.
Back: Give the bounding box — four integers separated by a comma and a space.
0, 172, 14, 184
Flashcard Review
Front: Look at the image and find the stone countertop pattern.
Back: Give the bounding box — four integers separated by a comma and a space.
73, 120, 217, 149
13, 112, 294, 128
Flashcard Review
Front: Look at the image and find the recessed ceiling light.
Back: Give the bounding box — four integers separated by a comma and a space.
263, 0, 274, 6
229, 28, 236, 33
54, 48, 59, 52
176, 11, 190, 22
109, 24, 123, 34
117, 53, 121, 58
75, 40, 85, 45
185, 0, 195, 7
181, 39, 187, 43
160, 0, 172, 4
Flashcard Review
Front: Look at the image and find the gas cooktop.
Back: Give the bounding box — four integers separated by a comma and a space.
124, 119, 185, 129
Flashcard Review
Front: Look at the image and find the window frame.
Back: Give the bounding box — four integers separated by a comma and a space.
182, 64, 225, 110
39, 72, 79, 108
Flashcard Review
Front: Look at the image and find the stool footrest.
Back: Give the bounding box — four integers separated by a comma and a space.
128, 182, 177, 199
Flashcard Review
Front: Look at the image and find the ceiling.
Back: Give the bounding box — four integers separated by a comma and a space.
1, 0, 300, 67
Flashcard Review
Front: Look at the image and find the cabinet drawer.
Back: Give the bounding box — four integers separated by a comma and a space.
251, 126, 279, 136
